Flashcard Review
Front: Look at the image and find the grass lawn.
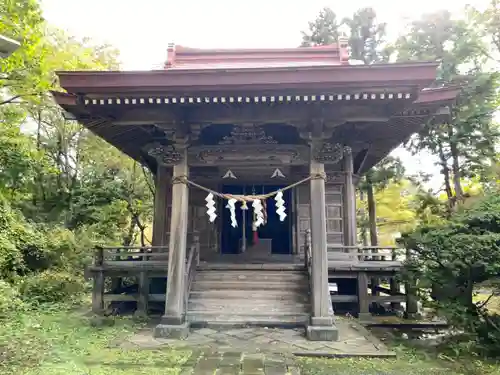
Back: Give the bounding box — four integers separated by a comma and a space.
1, 303, 499, 375
0, 305, 192, 375
474, 293, 500, 314
297, 348, 500, 375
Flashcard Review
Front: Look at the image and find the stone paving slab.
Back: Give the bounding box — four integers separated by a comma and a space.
126, 318, 394, 357
123, 318, 395, 374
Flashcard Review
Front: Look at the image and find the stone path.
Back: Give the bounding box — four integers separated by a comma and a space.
124, 318, 394, 374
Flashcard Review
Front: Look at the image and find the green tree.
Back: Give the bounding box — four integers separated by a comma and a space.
0, 0, 49, 106
400, 190, 500, 355
395, 10, 499, 208
301, 7, 339, 46
358, 156, 406, 245
468, 0, 500, 60
342, 7, 388, 63
303, 7, 398, 245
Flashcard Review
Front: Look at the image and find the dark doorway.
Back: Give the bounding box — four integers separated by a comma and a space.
220, 184, 292, 254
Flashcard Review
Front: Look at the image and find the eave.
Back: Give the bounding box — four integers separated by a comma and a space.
56, 61, 439, 94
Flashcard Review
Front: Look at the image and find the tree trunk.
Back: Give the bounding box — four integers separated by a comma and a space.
445, 123, 464, 202
450, 147, 464, 202
359, 190, 368, 246
436, 139, 454, 208
366, 180, 378, 247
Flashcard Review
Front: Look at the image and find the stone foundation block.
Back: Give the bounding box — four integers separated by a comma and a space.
358, 313, 372, 322
306, 324, 339, 341
154, 322, 190, 339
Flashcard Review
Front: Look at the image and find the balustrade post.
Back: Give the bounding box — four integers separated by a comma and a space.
194, 231, 200, 266
92, 247, 105, 314
136, 271, 149, 317
304, 229, 311, 270
405, 248, 419, 318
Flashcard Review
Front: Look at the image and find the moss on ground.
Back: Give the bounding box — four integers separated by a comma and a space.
0, 306, 191, 375
1, 304, 499, 375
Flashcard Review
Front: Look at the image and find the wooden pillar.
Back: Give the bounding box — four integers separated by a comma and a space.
306, 141, 338, 341
152, 165, 170, 247
155, 147, 190, 338
309, 159, 329, 319
92, 248, 104, 314
136, 271, 149, 317
405, 248, 419, 318
357, 272, 370, 320
92, 272, 104, 314
343, 149, 357, 248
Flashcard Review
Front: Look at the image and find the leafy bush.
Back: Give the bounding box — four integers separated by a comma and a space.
0, 281, 26, 319
0, 233, 25, 281
399, 190, 500, 355
19, 271, 87, 304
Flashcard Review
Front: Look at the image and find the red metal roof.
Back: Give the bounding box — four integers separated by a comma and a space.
56, 62, 438, 94
164, 43, 349, 70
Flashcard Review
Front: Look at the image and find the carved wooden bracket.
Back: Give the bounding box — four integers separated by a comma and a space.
145, 142, 183, 165
312, 143, 353, 164
313, 142, 343, 163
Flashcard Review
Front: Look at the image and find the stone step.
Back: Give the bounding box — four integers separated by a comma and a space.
189, 290, 309, 301
190, 280, 309, 292
187, 312, 310, 328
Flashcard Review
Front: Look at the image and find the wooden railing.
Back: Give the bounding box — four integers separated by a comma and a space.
93, 245, 170, 267
327, 245, 404, 262
184, 233, 200, 313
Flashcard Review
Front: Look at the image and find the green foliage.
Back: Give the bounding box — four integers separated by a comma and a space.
0, 118, 46, 201
342, 7, 388, 63
0, 281, 26, 320
0, 307, 191, 375
400, 191, 500, 355
19, 270, 87, 304
395, 10, 500, 204
301, 6, 389, 65
0, 0, 47, 106
301, 7, 339, 46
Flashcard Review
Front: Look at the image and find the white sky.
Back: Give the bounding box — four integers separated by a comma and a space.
41, 0, 493, 190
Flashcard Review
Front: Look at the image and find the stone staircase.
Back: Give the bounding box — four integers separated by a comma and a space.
187, 266, 310, 328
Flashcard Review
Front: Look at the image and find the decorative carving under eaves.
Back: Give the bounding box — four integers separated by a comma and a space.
145, 143, 183, 165
218, 124, 278, 145
195, 145, 300, 166
314, 143, 349, 163
188, 144, 309, 166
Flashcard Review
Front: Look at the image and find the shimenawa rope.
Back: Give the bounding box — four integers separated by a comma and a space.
171, 172, 326, 203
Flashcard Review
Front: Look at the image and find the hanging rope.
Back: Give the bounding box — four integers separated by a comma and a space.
171, 172, 326, 203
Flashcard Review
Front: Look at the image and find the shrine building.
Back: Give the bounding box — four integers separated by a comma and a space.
53, 41, 459, 341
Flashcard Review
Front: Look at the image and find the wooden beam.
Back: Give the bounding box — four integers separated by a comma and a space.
353, 148, 370, 175
107, 104, 394, 127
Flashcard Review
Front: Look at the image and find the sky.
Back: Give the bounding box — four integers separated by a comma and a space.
41, 0, 493, 190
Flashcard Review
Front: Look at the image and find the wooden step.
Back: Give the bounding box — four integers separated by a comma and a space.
194, 271, 307, 282
187, 301, 309, 312
197, 263, 305, 271
190, 280, 309, 292
189, 290, 309, 301
186, 268, 311, 329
